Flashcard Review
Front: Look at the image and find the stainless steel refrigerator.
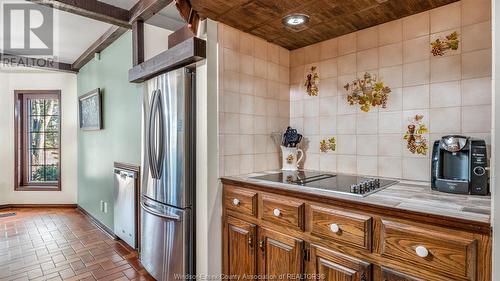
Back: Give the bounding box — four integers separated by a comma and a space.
140, 67, 195, 281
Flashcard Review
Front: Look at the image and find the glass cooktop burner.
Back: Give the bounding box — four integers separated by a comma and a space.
250, 171, 398, 197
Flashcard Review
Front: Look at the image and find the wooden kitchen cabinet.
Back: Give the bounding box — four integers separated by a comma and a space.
222, 183, 492, 281
258, 227, 303, 280
307, 244, 371, 281
223, 216, 257, 279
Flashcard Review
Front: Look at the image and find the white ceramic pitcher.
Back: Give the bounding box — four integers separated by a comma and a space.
281, 146, 304, 171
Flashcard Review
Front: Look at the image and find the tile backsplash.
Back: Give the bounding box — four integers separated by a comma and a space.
289, 0, 491, 181
218, 0, 492, 181
218, 24, 290, 176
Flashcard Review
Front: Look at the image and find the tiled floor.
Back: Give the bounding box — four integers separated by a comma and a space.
0, 208, 154, 281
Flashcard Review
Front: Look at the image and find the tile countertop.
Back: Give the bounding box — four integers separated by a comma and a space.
221, 170, 491, 230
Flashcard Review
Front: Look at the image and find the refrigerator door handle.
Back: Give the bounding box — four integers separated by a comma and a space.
148, 90, 159, 179
155, 89, 165, 179
141, 202, 181, 221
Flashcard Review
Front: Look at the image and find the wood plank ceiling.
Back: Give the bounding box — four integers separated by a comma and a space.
191, 0, 459, 50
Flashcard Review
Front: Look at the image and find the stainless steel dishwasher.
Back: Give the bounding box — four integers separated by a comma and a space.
113, 167, 137, 248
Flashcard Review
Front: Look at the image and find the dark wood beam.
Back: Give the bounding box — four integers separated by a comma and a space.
175, 0, 200, 35
28, 0, 131, 28
132, 21, 145, 66
168, 25, 194, 48
72, 26, 128, 70
1, 53, 77, 73
129, 0, 173, 23
129, 37, 206, 83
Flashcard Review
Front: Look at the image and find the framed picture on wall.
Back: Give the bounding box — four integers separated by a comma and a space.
79, 88, 102, 130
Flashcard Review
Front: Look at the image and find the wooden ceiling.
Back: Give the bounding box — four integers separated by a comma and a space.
191, 0, 459, 50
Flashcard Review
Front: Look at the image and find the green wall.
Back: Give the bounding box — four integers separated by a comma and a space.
77, 31, 142, 229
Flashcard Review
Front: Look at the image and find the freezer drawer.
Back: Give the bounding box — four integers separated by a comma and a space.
140, 198, 192, 281
113, 168, 137, 248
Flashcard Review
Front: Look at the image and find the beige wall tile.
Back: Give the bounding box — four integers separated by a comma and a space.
430, 81, 461, 108
357, 26, 378, 51
239, 155, 254, 174
403, 60, 430, 86
357, 135, 378, 156
357, 156, 378, 176
304, 153, 320, 170
357, 48, 378, 71
239, 32, 254, 56
320, 58, 338, 78
462, 49, 492, 79
319, 116, 336, 135
279, 47, 290, 67
267, 43, 280, 64
319, 96, 337, 116
239, 135, 254, 154
462, 21, 491, 52
378, 156, 403, 178
224, 135, 240, 155
402, 157, 430, 181
402, 84, 430, 110
224, 92, 240, 113
254, 58, 267, 79
402, 110, 429, 132
337, 155, 357, 174
403, 36, 430, 63
240, 94, 254, 115
254, 38, 267, 60
267, 80, 280, 99
338, 53, 357, 75
336, 114, 356, 134
290, 65, 304, 84
303, 117, 319, 135
223, 48, 239, 72
430, 55, 461, 83
320, 38, 338, 60
403, 11, 430, 40
379, 112, 402, 134
224, 155, 240, 176
356, 112, 378, 134
430, 2, 461, 33
224, 113, 240, 134
461, 77, 492, 106
380, 88, 403, 112
462, 105, 491, 133
379, 65, 403, 88
239, 73, 254, 94
267, 62, 280, 82
337, 135, 357, 154
321, 77, 338, 97
254, 77, 267, 97
290, 48, 305, 67
221, 25, 239, 51
379, 20, 402, 46
429, 107, 461, 133
239, 54, 254, 75
379, 42, 403, 67
224, 71, 239, 92
304, 98, 319, 117
304, 43, 321, 64
337, 94, 357, 115
461, 0, 491, 26
378, 135, 403, 157
338, 33, 357, 55
319, 154, 337, 172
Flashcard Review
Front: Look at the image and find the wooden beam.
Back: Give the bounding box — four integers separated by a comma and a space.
174, 0, 200, 35
132, 21, 145, 66
129, 0, 173, 23
72, 26, 128, 70
28, 0, 131, 28
129, 37, 206, 83
0, 53, 77, 73
168, 25, 194, 48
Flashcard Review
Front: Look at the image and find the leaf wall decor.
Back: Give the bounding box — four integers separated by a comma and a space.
403, 114, 429, 155
304, 66, 320, 96
320, 137, 336, 152
344, 72, 391, 112
431, 31, 460, 56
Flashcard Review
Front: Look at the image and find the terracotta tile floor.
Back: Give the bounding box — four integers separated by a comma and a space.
0, 208, 154, 281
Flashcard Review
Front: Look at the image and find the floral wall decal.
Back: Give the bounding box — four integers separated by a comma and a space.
431, 31, 460, 56
344, 72, 391, 112
304, 66, 320, 96
403, 115, 429, 155
320, 137, 336, 152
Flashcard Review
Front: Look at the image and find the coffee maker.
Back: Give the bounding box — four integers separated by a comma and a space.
431, 135, 489, 195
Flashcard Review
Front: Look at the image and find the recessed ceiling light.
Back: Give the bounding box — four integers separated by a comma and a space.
282, 14, 310, 27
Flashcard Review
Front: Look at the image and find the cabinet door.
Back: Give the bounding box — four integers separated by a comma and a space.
224, 216, 257, 279
380, 267, 423, 281
258, 227, 303, 281
307, 244, 371, 281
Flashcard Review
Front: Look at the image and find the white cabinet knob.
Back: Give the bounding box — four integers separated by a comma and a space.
232, 198, 240, 206
329, 223, 340, 233
273, 208, 281, 217
415, 246, 429, 258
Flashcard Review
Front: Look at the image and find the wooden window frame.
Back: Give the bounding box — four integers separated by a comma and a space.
14, 90, 62, 191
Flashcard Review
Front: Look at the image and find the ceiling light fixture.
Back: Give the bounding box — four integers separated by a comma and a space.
282, 13, 310, 27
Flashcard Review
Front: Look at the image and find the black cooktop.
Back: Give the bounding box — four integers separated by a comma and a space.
250, 171, 398, 197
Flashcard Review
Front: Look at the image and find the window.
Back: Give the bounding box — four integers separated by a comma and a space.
15, 90, 61, 191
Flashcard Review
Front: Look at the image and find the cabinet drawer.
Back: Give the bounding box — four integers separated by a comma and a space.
224, 186, 257, 217
260, 194, 304, 230
379, 219, 477, 280
309, 205, 372, 251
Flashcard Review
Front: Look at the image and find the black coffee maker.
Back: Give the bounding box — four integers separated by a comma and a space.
431, 135, 489, 195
